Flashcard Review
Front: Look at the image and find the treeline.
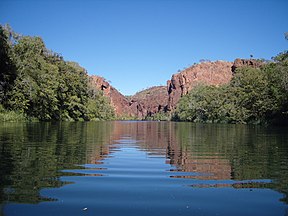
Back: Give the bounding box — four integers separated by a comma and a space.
0, 25, 115, 121
173, 51, 288, 125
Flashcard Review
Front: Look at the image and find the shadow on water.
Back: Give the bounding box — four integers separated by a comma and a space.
0, 121, 287, 215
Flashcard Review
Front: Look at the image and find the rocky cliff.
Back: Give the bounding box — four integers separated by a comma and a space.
167, 61, 233, 110
89, 76, 168, 119
129, 86, 168, 119
231, 58, 264, 73
90, 58, 263, 119
90, 75, 133, 117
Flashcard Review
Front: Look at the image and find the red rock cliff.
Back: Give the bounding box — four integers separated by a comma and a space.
90, 58, 263, 118
89, 76, 168, 119
232, 58, 264, 73
90, 75, 133, 117
167, 61, 233, 110
129, 86, 168, 118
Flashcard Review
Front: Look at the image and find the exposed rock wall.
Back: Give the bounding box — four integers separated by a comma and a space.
130, 86, 168, 118
231, 58, 264, 73
90, 58, 263, 118
90, 76, 133, 117
167, 61, 233, 110
89, 76, 168, 119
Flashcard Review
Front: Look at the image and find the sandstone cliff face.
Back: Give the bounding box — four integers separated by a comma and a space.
167, 61, 233, 110
90, 75, 133, 117
129, 86, 168, 118
89, 76, 168, 119
90, 58, 263, 118
231, 58, 264, 73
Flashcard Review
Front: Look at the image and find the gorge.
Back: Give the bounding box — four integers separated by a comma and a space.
92, 58, 262, 119
2, 24, 286, 124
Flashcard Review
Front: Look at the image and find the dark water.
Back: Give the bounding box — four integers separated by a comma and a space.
0, 121, 288, 216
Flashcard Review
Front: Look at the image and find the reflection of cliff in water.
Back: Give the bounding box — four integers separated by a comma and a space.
172, 123, 288, 203
99, 121, 288, 203
1, 121, 287, 205
104, 121, 232, 180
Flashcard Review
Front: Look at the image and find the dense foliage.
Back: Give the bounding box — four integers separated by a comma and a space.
173, 51, 288, 125
0, 25, 115, 121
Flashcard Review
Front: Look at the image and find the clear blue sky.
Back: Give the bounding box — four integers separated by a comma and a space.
1, 0, 287, 95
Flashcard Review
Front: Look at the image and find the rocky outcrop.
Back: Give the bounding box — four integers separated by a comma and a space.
232, 58, 264, 73
167, 61, 233, 110
90, 75, 133, 117
90, 58, 264, 118
89, 76, 168, 119
129, 86, 168, 118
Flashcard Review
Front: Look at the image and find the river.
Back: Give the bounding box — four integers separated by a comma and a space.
0, 121, 287, 216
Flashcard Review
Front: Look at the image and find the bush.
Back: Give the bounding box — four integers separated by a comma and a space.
173, 52, 288, 125
0, 105, 27, 122
1, 24, 115, 121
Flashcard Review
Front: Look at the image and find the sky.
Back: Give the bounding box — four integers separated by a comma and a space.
1, 0, 287, 95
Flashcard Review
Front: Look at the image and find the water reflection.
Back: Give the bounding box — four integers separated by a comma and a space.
0, 122, 114, 205
0, 121, 288, 214
91, 122, 288, 203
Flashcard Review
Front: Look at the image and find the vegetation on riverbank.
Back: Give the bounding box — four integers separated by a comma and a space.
172, 51, 288, 125
1, 24, 287, 124
0, 24, 115, 121
0, 104, 28, 122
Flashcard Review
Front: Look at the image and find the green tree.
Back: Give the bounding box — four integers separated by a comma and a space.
230, 66, 273, 123
55, 61, 89, 120
86, 78, 115, 120
174, 61, 287, 124
263, 51, 288, 124
6, 36, 60, 120
0, 25, 17, 105
1, 24, 115, 122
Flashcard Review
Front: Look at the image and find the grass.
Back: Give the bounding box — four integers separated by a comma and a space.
0, 105, 28, 122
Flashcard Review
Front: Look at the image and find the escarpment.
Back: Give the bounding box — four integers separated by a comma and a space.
89, 76, 133, 117
166, 61, 233, 110
89, 76, 167, 119
129, 86, 168, 119
90, 58, 263, 119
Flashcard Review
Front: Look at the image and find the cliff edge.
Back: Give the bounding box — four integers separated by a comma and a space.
167, 61, 233, 110
90, 58, 263, 119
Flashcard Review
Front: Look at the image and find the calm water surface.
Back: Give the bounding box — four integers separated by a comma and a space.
0, 121, 288, 216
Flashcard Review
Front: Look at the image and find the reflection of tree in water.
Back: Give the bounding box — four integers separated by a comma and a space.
103, 121, 288, 204
171, 123, 288, 204
0, 122, 114, 204
111, 122, 232, 180
1, 121, 287, 205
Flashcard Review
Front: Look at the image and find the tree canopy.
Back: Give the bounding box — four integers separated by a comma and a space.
0, 24, 115, 121
173, 51, 288, 125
